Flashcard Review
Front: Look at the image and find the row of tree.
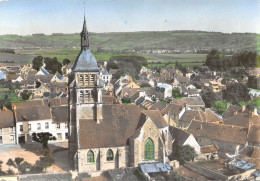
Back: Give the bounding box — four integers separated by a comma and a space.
107, 56, 148, 79
32, 56, 71, 74
205, 49, 257, 70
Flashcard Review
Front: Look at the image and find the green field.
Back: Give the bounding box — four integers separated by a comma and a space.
145, 53, 206, 67
0, 31, 257, 52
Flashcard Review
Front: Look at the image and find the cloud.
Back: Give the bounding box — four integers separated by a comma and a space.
0, 0, 9, 2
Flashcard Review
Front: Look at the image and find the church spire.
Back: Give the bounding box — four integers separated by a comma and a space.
81, 14, 89, 48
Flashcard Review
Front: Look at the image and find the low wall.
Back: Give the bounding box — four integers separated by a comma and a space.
19, 173, 72, 181
184, 163, 255, 181
184, 162, 228, 180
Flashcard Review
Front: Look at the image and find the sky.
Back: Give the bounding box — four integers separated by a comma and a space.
0, 0, 260, 35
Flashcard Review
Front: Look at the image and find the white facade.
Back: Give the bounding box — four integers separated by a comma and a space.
16, 120, 68, 143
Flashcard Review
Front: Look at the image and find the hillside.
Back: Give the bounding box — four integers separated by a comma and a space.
0, 31, 257, 53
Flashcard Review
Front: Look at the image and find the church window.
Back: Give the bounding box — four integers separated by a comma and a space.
145, 138, 155, 160
106, 149, 114, 161
87, 150, 95, 163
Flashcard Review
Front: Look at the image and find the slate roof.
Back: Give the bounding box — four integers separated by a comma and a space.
161, 104, 184, 115
0, 110, 14, 128
51, 106, 69, 123
149, 101, 167, 112
179, 109, 221, 123
142, 110, 168, 129
187, 89, 199, 95
201, 145, 218, 153
224, 113, 260, 128
187, 121, 248, 145
223, 105, 242, 119
171, 97, 205, 106
103, 95, 119, 105
169, 126, 191, 146
14, 105, 51, 122
79, 104, 144, 148
12, 100, 47, 108
72, 48, 99, 72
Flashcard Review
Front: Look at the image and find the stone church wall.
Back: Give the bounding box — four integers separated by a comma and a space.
77, 146, 129, 173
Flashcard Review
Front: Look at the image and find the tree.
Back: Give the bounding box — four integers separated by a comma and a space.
172, 88, 182, 98
33, 156, 54, 173
44, 57, 62, 74
172, 145, 196, 165
121, 97, 131, 104
62, 58, 71, 66
32, 132, 56, 150
32, 56, 43, 71
20, 90, 31, 100
202, 91, 219, 108
223, 83, 250, 105
0, 160, 5, 176
6, 157, 31, 174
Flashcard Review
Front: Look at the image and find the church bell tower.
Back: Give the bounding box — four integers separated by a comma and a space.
68, 15, 103, 170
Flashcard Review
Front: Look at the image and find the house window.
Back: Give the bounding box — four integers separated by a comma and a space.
65, 133, 68, 139
37, 123, 41, 130
45, 122, 49, 129
10, 127, 14, 132
87, 150, 95, 163
145, 138, 155, 160
56, 123, 60, 129
10, 135, 14, 141
106, 149, 114, 161
28, 124, 31, 131
57, 133, 62, 140
65, 123, 68, 129
20, 125, 23, 132
0, 136, 2, 143
0, 128, 2, 133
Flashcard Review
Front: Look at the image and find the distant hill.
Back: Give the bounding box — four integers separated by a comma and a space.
0, 31, 257, 53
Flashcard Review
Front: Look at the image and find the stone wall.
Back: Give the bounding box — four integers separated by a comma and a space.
77, 146, 129, 173
130, 118, 167, 167
184, 162, 228, 180
184, 162, 256, 181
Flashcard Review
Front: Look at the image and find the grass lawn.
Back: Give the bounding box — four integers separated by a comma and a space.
213, 101, 229, 114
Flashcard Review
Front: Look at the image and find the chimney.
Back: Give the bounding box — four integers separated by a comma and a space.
249, 111, 254, 117
200, 124, 202, 130
241, 105, 246, 112
234, 111, 238, 115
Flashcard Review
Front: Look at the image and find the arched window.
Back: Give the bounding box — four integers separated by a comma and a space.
106, 149, 114, 161
145, 138, 155, 160
87, 150, 94, 163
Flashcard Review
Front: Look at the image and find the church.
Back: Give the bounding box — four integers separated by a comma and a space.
68, 16, 172, 174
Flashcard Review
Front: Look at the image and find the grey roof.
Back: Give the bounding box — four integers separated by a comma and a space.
72, 48, 99, 72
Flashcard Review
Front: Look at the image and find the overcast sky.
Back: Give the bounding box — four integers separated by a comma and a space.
0, 0, 259, 35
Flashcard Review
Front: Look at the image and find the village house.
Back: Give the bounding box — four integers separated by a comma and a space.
171, 97, 205, 111
169, 126, 200, 154
0, 109, 16, 144
160, 104, 185, 127
187, 121, 248, 154
155, 84, 172, 100
178, 108, 221, 128
13, 100, 68, 143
